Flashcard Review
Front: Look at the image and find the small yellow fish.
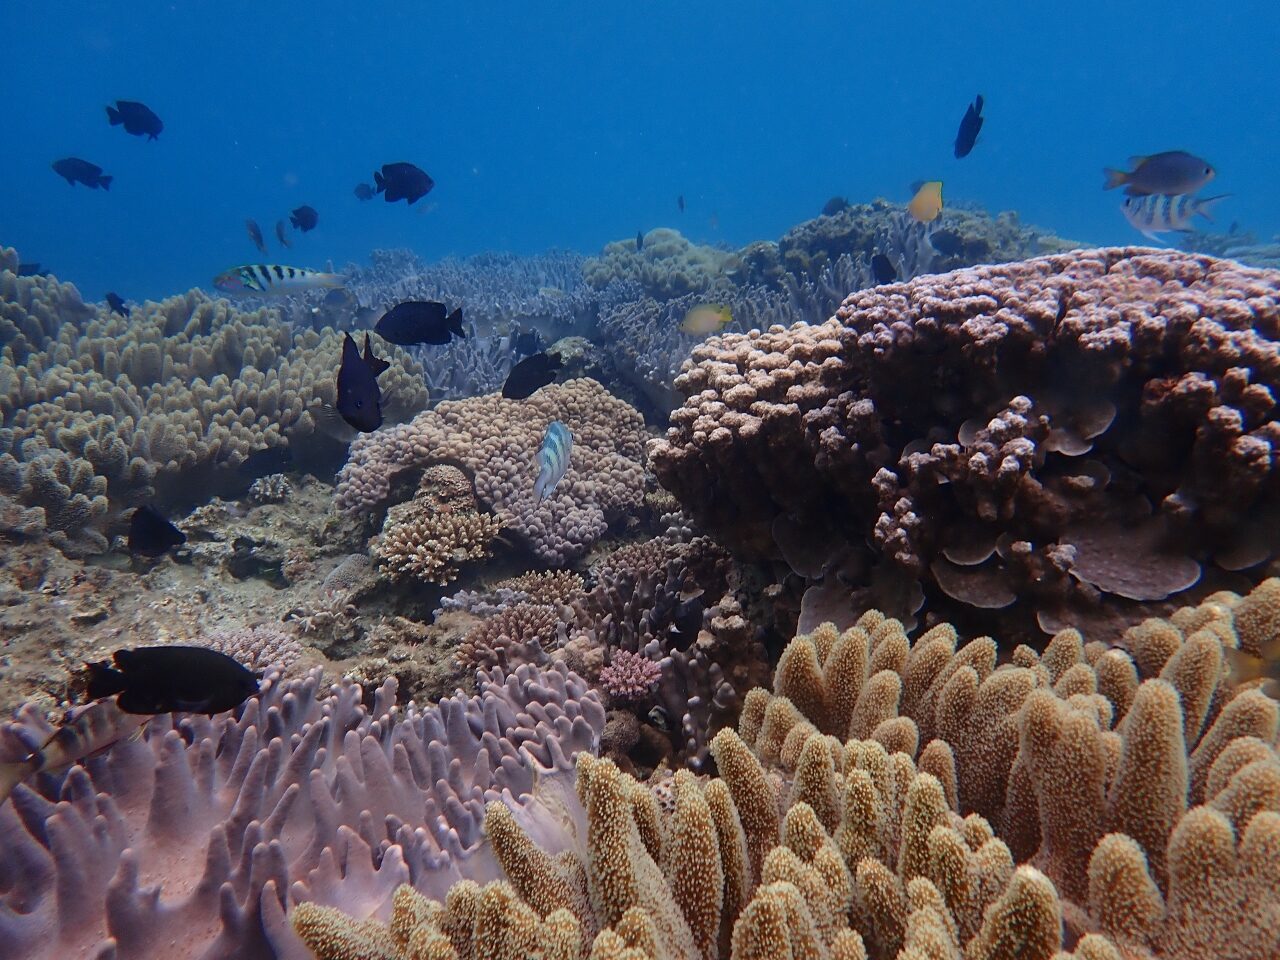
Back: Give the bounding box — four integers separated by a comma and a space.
681, 304, 733, 335
908, 180, 944, 222
1223, 643, 1280, 700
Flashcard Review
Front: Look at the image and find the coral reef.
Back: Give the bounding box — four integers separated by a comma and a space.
651, 247, 1280, 641
336, 379, 647, 565
0, 248, 427, 552
584, 229, 743, 299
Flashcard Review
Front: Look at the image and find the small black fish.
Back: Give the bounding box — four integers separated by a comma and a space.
106, 100, 163, 140
128, 505, 186, 557
375, 301, 464, 346
239, 444, 292, 476
290, 205, 318, 232
374, 162, 434, 205
929, 228, 964, 257
105, 291, 130, 316
954, 94, 984, 159
678, 194, 685, 213
52, 157, 112, 190
354, 183, 375, 201
86, 646, 259, 715
502, 351, 563, 400
870, 254, 897, 285
17, 263, 43, 277
513, 327, 542, 358
276, 220, 292, 249
246, 218, 266, 254
337, 333, 389, 433
822, 196, 851, 217
636, 230, 644, 252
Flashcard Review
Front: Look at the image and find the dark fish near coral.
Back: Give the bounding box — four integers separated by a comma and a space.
17, 263, 44, 277
513, 327, 542, 358
953, 94, 984, 159
678, 194, 685, 213
246, 218, 266, 254
213, 264, 344, 295
86, 646, 260, 715
503, 351, 563, 400
374, 162, 434, 204
1121, 192, 1229, 241
290, 205, 319, 232
534, 420, 572, 501
106, 100, 163, 140
375, 301, 465, 346
52, 157, 112, 190
870, 254, 897, 285
822, 196, 850, 217
239, 444, 292, 476
354, 183, 375, 201
276, 219, 292, 248
1104, 151, 1214, 196
128, 505, 187, 557
0, 699, 147, 805
337, 332, 390, 433
104, 291, 130, 316
636, 230, 644, 252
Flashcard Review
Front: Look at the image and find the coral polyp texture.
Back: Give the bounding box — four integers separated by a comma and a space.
335, 378, 647, 564
650, 247, 1280, 639
0, 249, 427, 552
287, 581, 1280, 960
0, 661, 604, 960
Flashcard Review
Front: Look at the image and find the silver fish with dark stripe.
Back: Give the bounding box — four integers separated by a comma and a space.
534, 420, 572, 501
213, 263, 344, 295
1120, 193, 1229, 241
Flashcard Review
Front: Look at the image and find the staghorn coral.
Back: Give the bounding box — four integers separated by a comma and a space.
651, 247, 1280, 642
0, 660, 604, 960
0, 249, 428, 551
336, 379, 647, 565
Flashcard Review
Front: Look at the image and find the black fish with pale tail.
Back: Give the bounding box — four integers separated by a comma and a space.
502, 350, 563, 400
86, 646, 259, 715
870, 254, 897, 285
105, 291, 130, 316
106, 99, 163, 139
354, 182, 375, 201
514, 326, 542, 358
290, 205, 319, 231
52, 157, 112, 190
337, 332, 390, 432
375, 301, 464, 346
374, 162, 434, 204
953, 94, 984, 159
128, 504, 186, 557
1104, 151, 1214, 196
822, 196, 850, 217
246, 218, 266, 254
276, 219, 291, 248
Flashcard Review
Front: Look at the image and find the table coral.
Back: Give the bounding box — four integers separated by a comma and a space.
651, 247, 1280, 640
335, 379, 647, 565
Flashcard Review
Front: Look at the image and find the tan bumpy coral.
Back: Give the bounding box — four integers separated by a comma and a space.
291, 580, 1280, 959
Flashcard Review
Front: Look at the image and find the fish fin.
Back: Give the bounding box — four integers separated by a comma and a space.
362, 335, 391, 377
1103, 168, 1130, 191
374, 171, 385, 192
106, 105, 122, 125
448, 308, 465, 339
546, 351, 564, 370
1127, 155, 1150, 168
1140, 230, 1167, 243
1194, 194, 1231, 222
98, 176, 112, 191
85, 660, 128, 700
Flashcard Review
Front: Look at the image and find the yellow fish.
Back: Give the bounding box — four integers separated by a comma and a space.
1224, 642, 1280, 700
681, 303, 733, 335
908, 180, 944, 222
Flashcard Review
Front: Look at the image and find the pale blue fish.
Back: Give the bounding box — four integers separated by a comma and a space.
1120, 193, 1229, 242
534, 420, 572, 502
213, 263, 344, 295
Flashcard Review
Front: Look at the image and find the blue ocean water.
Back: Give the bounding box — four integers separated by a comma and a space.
2, 0, 1276, 300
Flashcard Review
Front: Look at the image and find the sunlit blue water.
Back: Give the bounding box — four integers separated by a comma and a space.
3, 1, 1277, 300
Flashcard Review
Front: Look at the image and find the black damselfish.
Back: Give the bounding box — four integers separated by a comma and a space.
337, 332, 390, 432
128, 505, 186, 556
105, 291, 130, 316
374, 162, 434, 204
290, 205, 319, 231
86, 646, 259, 715
870, 253, 897, 285
106, 100, 163, 140
375, 301, 464, 346
502, 350, 563, 400
954, 94, 984, 159
52, 157, 112, 190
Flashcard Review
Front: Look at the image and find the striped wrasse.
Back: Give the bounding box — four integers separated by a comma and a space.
0, 698, 147, 804
1120, 193, 1229, 242
534, 419, 572, 502
213, 263, 345, 295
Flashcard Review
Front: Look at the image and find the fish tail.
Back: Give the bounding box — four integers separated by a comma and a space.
1103, 168, 1129, 191
1194, 194, 1231, 222
98, 175, 113, 191
85, 660, 128, 700
374, 171, 385, 191
106, 105, 122, 126
448, 308, 465, 339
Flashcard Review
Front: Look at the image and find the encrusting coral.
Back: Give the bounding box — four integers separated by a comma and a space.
288, 579, 1280, 960
650, 247, 1280, 640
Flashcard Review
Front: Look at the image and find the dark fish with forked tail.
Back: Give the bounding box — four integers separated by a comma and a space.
953, 94, 984, 159
52, 157, 112, 190
86, 646, 260, 715
290, 205, 319, 232
337, 333, 390, 433
1104, 151, 1214, 196
106, 100, 163, 139
128, 505, 186, 557
375, 301, 464, 346
373, 162, 434, 204
870, 254, 897, 285
503, 351, 562, 400
105, 291, 130, 316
